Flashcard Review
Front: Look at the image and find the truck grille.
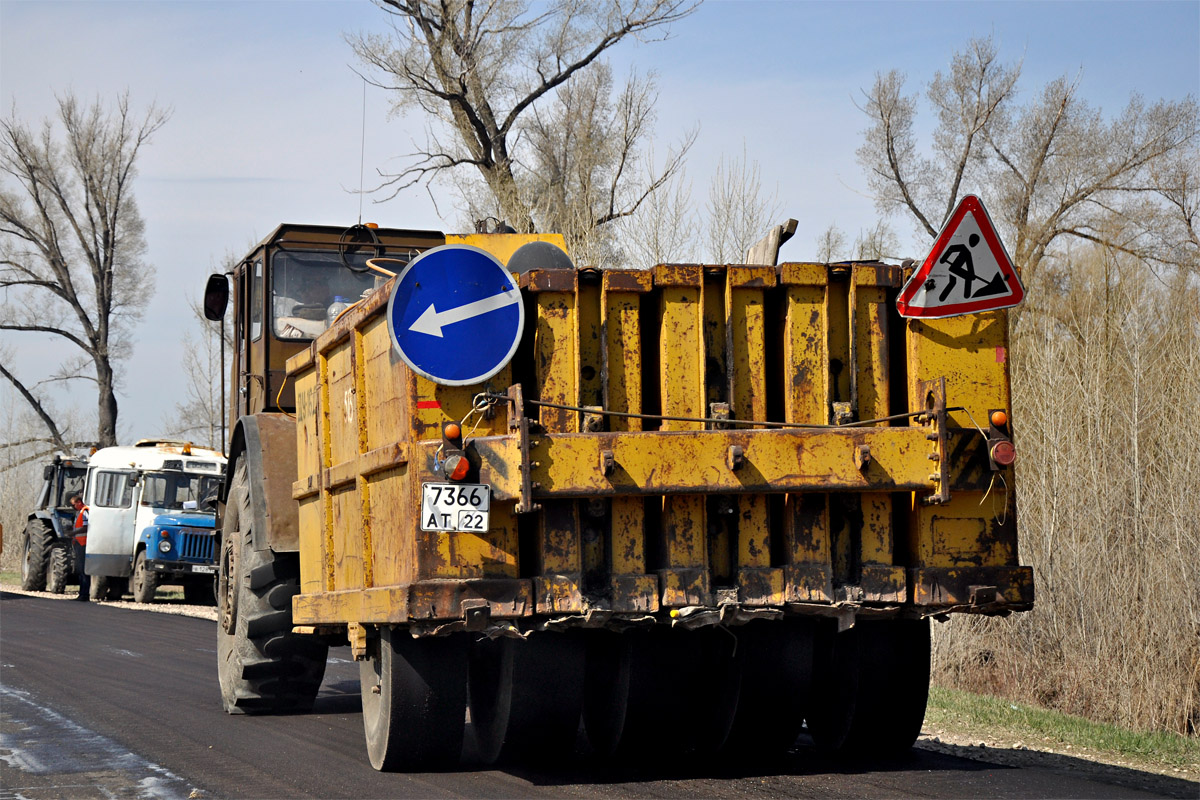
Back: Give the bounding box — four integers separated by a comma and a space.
178, 531, 215, 562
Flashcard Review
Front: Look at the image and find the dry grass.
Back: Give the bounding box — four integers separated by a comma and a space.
933, 249, 1200, 737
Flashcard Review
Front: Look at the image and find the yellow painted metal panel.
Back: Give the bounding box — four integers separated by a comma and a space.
330, 486, 364, 590
601, 271, 648, 430
444, 232, 567, 265
297, 496, 323, 594
325, 341, 358, 469
727, 267, 774, 572
780, 267, 832, 603
657, 274, 708, 599
908, 311, 1011, 427
536, 291, 580, 433
468, 427, 936, 498
658, 282, 705, 428
851, 267, 891, 422
365, 466, 414, 588
917, 490, 1017, 567
600, 271, 649, 589
577, 276, 602, 411
908, 309, 1019, 578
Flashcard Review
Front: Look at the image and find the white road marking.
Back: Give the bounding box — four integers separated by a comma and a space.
0, 685, 197, 800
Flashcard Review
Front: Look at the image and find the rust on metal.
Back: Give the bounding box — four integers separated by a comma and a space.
272, 226, 1031, 631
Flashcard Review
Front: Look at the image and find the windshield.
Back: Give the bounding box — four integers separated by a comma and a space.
60, 467, 87, 506
141, 472, 222, 512
272, 250, 380, 340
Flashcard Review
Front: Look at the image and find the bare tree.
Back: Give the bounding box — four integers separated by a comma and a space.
0, 92, 171, 449
815, 223, 847, 262
348, 0, 697, 245
614, 153, 698, 268
852, 219, 899, 260
857, 35, 1200, 284
162, 296, 232, 452
704, 145, 781, 263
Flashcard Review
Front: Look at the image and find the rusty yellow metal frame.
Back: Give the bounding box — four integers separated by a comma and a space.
464, 425, 941, 500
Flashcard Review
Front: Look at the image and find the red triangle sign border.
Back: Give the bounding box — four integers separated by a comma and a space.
896, 194, 1025, 319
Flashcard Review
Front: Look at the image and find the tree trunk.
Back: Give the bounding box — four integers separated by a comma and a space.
96, 360, 118, 448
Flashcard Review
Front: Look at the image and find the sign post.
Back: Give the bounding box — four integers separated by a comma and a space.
386, 245, 525, 386
896, 195, 1024, 319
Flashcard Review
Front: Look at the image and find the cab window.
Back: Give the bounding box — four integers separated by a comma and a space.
272, 250, 376, 341
90, 471, 134, 508
141, 472, 222, 510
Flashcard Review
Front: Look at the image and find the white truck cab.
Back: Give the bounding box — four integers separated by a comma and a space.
84, 440, 225, 603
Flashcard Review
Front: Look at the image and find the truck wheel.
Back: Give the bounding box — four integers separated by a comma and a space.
361, 626, 466, 771
183, 577, 215, 605
468, 633, 584, 765
722, 618, 814, 757
584, 627, 739, 759
131, 551, 157, 603
581, 631, 631, 758
844, 618, 930, 756
218, 458, 328, 714
90, 574, 110, 601
45, 543, 71, 594
806, 618, 930, 758
20, 521, 52, 591
104, 577, 127, 601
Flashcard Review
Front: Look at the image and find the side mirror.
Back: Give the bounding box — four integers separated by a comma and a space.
43, 465, 54, 480
127, 471, 141, 487
204, 273, 229, 321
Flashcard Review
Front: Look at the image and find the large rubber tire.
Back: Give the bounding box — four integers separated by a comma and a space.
45, 543, 71, 594
104, 577, 128, 601
90, 574, 110, 601
468, 633, 584, 765
583, 627, 740, 760
361, 626, 467, 771
20, 521, 52, 591
218, 458, 328, 714
184, 576, 216, 606
806, 618, 931, 758
723, 618, 815, 757
131, 550, 158, 603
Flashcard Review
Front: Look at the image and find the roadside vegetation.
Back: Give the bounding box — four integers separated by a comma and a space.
930, 255, 1200, 740
926, 686, 1200, 775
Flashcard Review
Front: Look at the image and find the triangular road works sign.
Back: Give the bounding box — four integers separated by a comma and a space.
897, 194, 1025, 319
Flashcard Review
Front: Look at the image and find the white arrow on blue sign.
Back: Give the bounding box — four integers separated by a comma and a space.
386, 244, 525, 386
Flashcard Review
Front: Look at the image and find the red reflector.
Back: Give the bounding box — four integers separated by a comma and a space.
445, 454, 470, 481
990, 440, 1016, 467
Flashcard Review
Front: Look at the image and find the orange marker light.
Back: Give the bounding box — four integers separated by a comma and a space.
365, 222, 379, 229
990, 410, 1008, 428
444, 422, 461, 440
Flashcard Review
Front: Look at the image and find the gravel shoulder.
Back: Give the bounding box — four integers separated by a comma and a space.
1, 582, 218, 622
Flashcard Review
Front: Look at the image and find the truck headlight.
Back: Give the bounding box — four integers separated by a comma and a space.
158, 540, 172, 553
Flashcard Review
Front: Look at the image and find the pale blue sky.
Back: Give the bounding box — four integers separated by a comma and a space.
1, 0, 1197, 444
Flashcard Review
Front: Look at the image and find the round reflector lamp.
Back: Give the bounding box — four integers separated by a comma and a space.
444, 453, 470, 481
990, 440, 1016, 467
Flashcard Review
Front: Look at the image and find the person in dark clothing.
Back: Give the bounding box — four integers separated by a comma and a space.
70, 495, 90, 601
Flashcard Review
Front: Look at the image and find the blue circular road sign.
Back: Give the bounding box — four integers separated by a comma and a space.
386, 244, 525, 386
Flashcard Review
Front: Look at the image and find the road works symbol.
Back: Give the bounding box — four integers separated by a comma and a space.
387, 244, 525, 386
896, 194, 1025, 319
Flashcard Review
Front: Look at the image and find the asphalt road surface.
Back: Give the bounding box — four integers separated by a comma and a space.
2, 590, 1194, 800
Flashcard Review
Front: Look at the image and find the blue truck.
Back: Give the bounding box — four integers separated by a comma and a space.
83, 440, 226, 603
